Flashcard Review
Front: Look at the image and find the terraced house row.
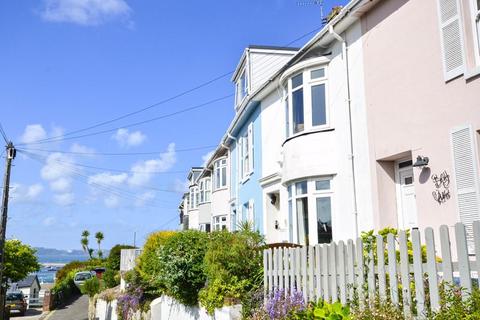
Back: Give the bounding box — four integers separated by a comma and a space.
178, 0, 480, 247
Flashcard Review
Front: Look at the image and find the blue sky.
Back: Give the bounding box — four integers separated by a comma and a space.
0, 0, 344, 250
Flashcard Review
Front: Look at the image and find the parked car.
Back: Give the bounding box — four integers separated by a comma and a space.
73, 271, 96, 289
6, 292, 27, 316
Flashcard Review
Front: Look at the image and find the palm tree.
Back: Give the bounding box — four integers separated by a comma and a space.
81, 230, 92, 259
95, 232, 104, 259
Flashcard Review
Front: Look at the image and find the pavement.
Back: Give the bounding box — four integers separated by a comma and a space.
46, 295, 88, 320
9, 295, 89, 320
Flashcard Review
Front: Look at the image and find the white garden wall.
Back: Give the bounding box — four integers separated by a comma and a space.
96, 295, 241, 320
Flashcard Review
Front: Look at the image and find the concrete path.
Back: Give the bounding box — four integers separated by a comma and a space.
45, 295, 88, 320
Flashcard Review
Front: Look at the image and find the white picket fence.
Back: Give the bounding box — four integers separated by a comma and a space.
263, 222, 480, 317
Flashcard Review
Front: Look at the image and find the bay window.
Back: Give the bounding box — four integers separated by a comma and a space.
473, 0, 480, 55
214, 158, 227, 189
288, 177, 333, 246
285, 66, 328, 138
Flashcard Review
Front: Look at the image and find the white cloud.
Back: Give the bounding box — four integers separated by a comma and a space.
20, 124, 47, 144
201, 150, 214, 166
173, 179, 189, 193
88, 172, 128, 186
53, 192, 75, 206
40, 0, 131, 26
10, 183, 44, 202
128, 143, 176, 186
135, 191, 155, 207
41, 152, 77, 181
70, 143, 96, 155
104, 195, 120, 208
43, 216, 56, 226
112, 128, 146, 148
50, 177, 71, 192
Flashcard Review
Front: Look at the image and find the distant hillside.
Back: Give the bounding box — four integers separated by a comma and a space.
34, 247, 108, 264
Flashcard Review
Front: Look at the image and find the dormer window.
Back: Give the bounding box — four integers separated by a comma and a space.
236, 69, 248, 106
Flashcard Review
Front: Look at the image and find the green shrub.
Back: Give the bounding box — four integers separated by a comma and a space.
155, 230, 208, 305
198, 277, 249, 314
292, 300, 351, 320
432, 284, 480, 320
350, 298, 405, 320
136, 231, 176, 293
200, 229, 264, 315
103, 244, 135, 288
80, 277, 102, 297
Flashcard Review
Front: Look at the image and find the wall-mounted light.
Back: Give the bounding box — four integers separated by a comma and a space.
274, 220, 279, 230
413, 155, 429, 168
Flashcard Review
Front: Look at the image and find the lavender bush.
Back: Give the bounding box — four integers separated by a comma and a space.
117, 287, 142, 320
264, 288, 305, 320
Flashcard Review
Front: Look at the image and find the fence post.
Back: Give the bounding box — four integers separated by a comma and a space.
474, 221, 480, 288
440, 225, 454, 284
412, 228, 425, 318
376, 235, 386, 302
263, 249, 268, 299
268, 248, 273, 294
425, 227, 440, 312
367, 246, 375, 300
347, 239, 355, 303
295, 247, 301, 292
387, 233, 399, 306
315, 244, 322, 301
455, 223, 472, 299
284, 248, 290, 296
322, 244, 330, 302
290, 248, 296, 292
355, 238, 365, 308
338, 241, 347, 305
399, 230, 411, 317
308, 245, 315, 300
329, 243, 338, 302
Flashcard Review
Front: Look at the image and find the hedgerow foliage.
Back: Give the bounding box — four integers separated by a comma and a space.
155, 230, 208, 305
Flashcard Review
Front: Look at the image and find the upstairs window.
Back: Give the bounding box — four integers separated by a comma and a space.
236, 69, 248, 106
199, 178, 211, 204
473, 0, 480, 56
239, 123, 254, 181
189, 186, 199, 209
214, 158, 227, 190
285, 67, 328, 138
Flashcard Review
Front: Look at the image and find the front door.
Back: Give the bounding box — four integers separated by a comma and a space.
397, 161, 418, 229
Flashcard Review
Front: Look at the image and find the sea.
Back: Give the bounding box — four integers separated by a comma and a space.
34, 253, 88, 284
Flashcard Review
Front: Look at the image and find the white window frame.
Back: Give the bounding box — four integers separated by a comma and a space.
213, 158, 228, 190
189, 186, 199, 209
213, 215, 228, 231
470, 0, 480, 64
198, 178, 211, 204
235, 67, 248, 107
288, 177, 333, 246
285, 66, 329, 138
239, 123, 254, 182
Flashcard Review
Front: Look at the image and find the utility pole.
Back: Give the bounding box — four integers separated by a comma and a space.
0, 142, 15, 320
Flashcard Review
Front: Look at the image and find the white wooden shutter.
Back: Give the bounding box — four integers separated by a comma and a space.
248, 122, 254, 173
436, 0, 465, 80
451, 125, 480, 242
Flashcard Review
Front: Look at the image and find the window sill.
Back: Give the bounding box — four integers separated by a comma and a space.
241, 173, 253, 184
465, 66, 480, 80
213, 187, 228, 193
282, 127, 335, 146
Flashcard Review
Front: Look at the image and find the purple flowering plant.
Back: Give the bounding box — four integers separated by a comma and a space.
265, 288, 305, 319
117, 287, 143, 320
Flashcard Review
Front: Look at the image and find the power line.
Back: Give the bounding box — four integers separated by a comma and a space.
19, 150, 181, 208
17, 25, 323, 147
17, 144, 217, 156
0, 123, 8, 144
18, 72, 234, 146
17, 94, 233, 146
